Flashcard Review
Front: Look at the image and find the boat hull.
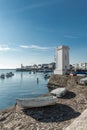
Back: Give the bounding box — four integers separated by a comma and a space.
16, 96, 57, 108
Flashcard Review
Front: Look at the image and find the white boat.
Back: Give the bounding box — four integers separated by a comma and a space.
16, 96, 57, 108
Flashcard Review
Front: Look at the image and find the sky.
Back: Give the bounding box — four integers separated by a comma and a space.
0, 0, 87, 68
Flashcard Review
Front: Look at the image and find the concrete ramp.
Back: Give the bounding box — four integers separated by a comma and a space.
65, 109, 87, 130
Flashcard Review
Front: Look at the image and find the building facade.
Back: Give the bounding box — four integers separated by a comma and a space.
73, 63, 87, 70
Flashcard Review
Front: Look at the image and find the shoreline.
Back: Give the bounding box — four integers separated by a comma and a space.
0, 75, 87, 130
0, 106, 16, 114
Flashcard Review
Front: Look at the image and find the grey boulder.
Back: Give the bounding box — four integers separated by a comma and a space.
50, 88, 67, 97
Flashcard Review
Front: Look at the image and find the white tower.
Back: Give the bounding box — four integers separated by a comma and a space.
54, 45, 69, 75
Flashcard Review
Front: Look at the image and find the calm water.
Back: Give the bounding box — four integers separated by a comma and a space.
0, 69, 49, 110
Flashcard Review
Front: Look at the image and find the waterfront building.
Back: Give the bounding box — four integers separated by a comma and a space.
42, 64, 49, 69
54, 45, 70, 75
48, 62, 55, 70
32, 64, 38, 69
38, 64, 42, 69
25, 66, 32, 70
21, 64, 24, 69
73, 63, 87, 70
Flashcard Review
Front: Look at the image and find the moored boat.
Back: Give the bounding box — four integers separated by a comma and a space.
6, 73, 10, 78
6, 72, 14, 78
16, 96, 57, 108
44, 74, 50, 79
75, 71, 87, 76
0, 73, 5, 79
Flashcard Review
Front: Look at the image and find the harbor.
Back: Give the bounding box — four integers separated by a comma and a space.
0, 0, 87, 129
0, 69, 50, 110
0, 45, 87, 130
0, 75, 87, 130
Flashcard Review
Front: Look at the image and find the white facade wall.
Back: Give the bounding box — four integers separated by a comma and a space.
54, 45, 69, 75
73, 63, 87, 70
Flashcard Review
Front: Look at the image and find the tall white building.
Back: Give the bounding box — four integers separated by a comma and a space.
54, 45, 69, 75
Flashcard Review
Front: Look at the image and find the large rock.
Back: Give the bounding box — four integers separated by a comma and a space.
65, 109, 87, 130
80, 77, 87, 85
50, 88, 67, 97
48, 74, 81, 89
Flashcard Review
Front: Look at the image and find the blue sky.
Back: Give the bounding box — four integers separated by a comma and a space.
0, 0, 87, 68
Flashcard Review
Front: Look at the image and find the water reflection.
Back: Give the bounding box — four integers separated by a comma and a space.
0, 70, 50, 110
21, 72, 23, 79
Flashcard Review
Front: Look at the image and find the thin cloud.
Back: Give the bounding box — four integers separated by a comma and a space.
0, 46, 11, 51
20, 45, 53, 50
0, 45, 19, 52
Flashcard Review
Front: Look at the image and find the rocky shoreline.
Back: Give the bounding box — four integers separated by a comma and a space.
48, 74, 81, 90
0, 75, 87, 130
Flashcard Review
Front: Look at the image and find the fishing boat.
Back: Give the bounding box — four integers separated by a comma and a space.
75, 71, 87, 76
0, 73, 5, 79
6, 72, 14, 78
44, 74, 50, 79
16, 96, 57, 108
